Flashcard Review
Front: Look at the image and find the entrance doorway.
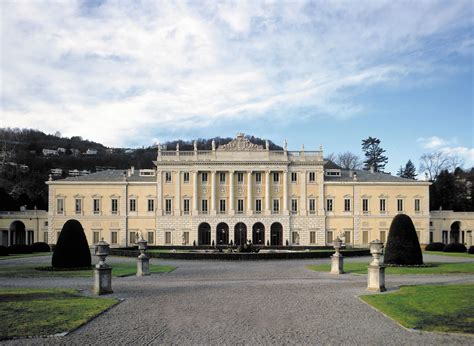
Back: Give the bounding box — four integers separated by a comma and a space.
198, 223, 211, 245
252, 222, 265, 245
234, 223, 247, 245
10, 221, 27, 245
450, 221, 460, 243
216, 223, 229, 245
270, 222, 283, 246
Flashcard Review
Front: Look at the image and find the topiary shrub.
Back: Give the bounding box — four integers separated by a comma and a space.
8, 244, 33, 254
52, 219, 91, 269
468, 246, 474, 254
384, 214, 423, 265
31, 242, 50, 252
443, 243, 467, 253
425, 242, 445, 252
0, 246, 9, 256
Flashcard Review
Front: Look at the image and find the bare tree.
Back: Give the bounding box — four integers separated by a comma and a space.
325, 152, 337, 163
419, 152, 449, 181
445, 154, 464, 172
336, 151, 363, 170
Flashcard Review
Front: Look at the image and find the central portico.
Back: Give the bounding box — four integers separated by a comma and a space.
154, 133, 326, 246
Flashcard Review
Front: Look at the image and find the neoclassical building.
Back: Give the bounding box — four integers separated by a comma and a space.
32, 133, 436, 248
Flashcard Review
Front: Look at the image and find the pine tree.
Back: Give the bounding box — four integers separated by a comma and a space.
398, 159, 416, 179
361, 137, 388, 172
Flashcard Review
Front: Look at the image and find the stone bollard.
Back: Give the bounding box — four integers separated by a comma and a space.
94, 239, 113, 295
367, 240, 386, 292
330, 237, 344, 274
137, 237, 150, 276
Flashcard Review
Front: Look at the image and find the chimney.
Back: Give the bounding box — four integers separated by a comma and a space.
370, 165, 375, 174
353, 172, 357, 181
349, 169, 353, 178
131, 166, 135, 175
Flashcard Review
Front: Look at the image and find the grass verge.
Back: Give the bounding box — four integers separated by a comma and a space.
361, 284, 474, 334
423, 251, 474, 258
307, 262, 474, 275
0, 252, 52, 260
0, 288, 118, 340
0, 262, 175, 278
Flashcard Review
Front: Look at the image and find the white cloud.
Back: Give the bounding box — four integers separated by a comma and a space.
0, 0, 472, 146
417, 136, 474, 167
417, 136, 448, 149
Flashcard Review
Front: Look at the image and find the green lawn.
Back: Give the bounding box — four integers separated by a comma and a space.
0, 252, 52, 260
0, 288, 118, 340
0, 262, 175, 278
423, 251, 474, 258
307, 262, 474, 275
361, 284, 474, 334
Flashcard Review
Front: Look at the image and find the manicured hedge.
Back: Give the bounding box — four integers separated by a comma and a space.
8, 244, 33, 254
425, 242, 445, 251
52, 220, 91, 269
443, 243, 467, 253
384, 214, 423, 265
31, 242, 50, 253
0, 246, 9, 256
468, 246, 474, 254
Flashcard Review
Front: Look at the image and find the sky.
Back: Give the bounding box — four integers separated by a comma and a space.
1, 0, 473, 174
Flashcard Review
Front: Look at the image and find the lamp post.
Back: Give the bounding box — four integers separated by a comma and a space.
330, 237, 344, 274
94, 238, 113, 295
137, 235, 150, 276
367, 239, 386, 292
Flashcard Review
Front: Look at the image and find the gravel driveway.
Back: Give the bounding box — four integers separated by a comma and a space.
1, 253, 473, 345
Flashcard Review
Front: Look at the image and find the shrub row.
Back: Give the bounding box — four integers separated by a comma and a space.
425, 242, 469, 253
0, 242, 51, 256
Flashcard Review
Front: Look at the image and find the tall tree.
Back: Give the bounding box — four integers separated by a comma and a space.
397, 159, 416, 179
336, 151, 363, 170
361, 137, 388, 172
419, 152, 449, 181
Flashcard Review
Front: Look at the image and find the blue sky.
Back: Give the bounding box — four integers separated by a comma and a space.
1, 0, 473, 174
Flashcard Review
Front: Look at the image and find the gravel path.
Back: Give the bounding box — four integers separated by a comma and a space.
1, 253, 473, 345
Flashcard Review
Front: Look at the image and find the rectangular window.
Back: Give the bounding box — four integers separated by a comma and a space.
129, 231, 137, 244
148, 199, 155, 212
237, 172, 244, 184
363, 231, 369, 244
380, 230, 386, 243
255, 199, 262, 213
309, 199, 316, 214
201, 172, 208, 183
291, 199, 298, 214
165, 231, 172, 244
309, 172, 316, 182
327, 231, 333, 243
273, 199, 280, 213
148, 231, 154, 244
344, 231, 351, 244
182, 232, 189, 245
111, 199, 118, 214
344, 199, 351, 212
183, 172, 190, 183
201, 199, 208, 213
414, 199, 420, 213
129, 199, 136, 212
219, 199, 226, 213
291, 172, 297, 183
429, 232, 434, 243
165, 199, 172, 214
292, 232, 300, 245
75, 198, 82, 214
219, 172, 226, 184
379, 199, 386, 212
310, 231, 316, 244
255, 172, 262, 184
326, 199, 333, 212
57, 198, 64, 214
237, 199, 244, 213
43, 231, 48, 243
93, 199, 100, 214
362, 199, 369, 213
111, 231, 118, 244
165, 171, 172, 183
397, 199, 404, 212
442, 230, 448, 244
416, 231, 420, 240
93, 231, 100, 244
183, 199, 190, 214
56, 231, 61, 243
44, 221, 48, 227
273, 172, 279, 183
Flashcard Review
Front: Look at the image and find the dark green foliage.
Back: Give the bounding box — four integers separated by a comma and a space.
52, 220, 91, 269
443, 243, 467, 253
31, 242, 50, 252
468, 246, 474, 254
361, 137, 388, 172
397, 160, 416, 179
425, 242, 445, 251
384, 214, 423, 265
429, 168, 474, 211
8, 244, 33, 254
0, 246, 9, 256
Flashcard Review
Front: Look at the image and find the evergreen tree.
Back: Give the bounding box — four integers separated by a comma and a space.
397, 159, 416, 179
361, 137, 388, 172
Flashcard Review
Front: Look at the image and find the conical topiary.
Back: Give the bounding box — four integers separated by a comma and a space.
384, 214, 423, 265
52, 219, 91, 268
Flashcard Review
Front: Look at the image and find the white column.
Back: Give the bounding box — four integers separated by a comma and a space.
283, 170, 288, 213
247, 171, 252, 214
157, 170, 163, 215
300, 171, 306, 215
265, 170, 271, 214
175, 170, 181, 216
229, 171, 234, 214
193, 171, 198, 214
211, 171, 216, 215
